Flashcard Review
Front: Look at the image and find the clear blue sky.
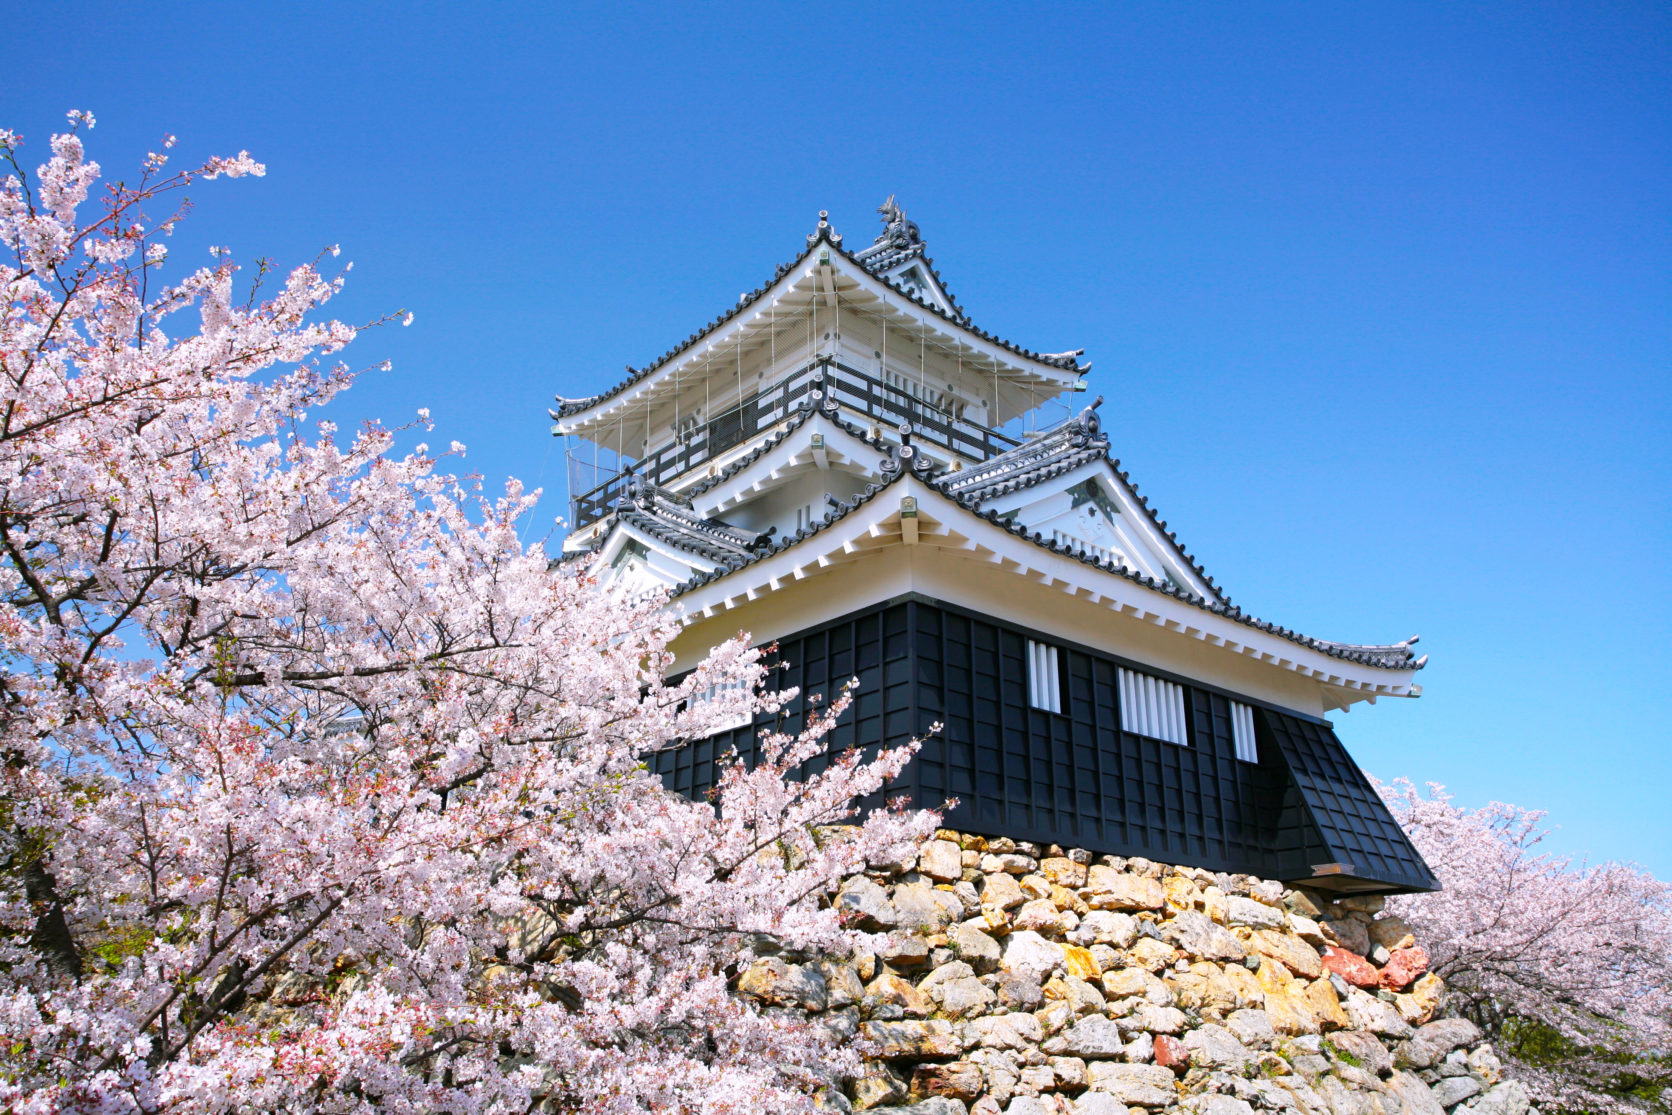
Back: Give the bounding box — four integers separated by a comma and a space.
13, 3, 1669, 873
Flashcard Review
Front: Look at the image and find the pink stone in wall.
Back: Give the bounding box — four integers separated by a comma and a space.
1153, 1034, 1189, 1072
1380, 946, 1431, 991
1320, 946, 1381, 989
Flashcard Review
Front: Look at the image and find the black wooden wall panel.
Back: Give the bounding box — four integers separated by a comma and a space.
648, 596, 1435, 893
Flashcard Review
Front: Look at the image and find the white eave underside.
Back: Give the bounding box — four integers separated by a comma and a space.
666, 476, 1421, 708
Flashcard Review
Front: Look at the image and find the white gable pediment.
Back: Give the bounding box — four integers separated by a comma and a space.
979, 458, 1218, 602
876, 259, 957, 318
687, 413, 884, 520
589, 520, 722, 597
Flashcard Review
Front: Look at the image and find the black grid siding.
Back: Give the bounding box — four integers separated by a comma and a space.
897, 602, 1285, 876
647, 603, 912, 810
1260, 711, 1439, 893
648, 597, 1435, 892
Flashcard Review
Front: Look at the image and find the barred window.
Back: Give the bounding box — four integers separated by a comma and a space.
1026, 639, 1062, 714
1117, 667, 1188, 746
1230, 700, 1259, 763
689, 677, 752, 733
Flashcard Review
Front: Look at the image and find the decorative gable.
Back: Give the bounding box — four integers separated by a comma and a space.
852, 196, 961, 318
939, 401, 1220, 602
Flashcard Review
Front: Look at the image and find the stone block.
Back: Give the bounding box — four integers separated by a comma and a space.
1367, 914, 1415, 951
1226, 896, 1286, 930
1070, 1095, 1130, 1115
1071, 911, 1139, 948
1430, 1075, 1483, 1107
864, 972, 930, 1019
1303, 977, 1351, 1031
861, 1019, 964, 1060
1002, 930, 1066, 979
1246, 929, 1323, 979
1124, 1003, 1188, 1036
1181, 1022, 1253, 1071
919, 839, 966, 882
896, 1099, 972, 1115
970, 1011, 1045, 1050
982, 872, 1027, 911
949, 922, 1003, 973
851, 1063, 907, 1109
1084, 1062, 1177, 1106
1162, 910, 1246, 961
1320, 917, 1370, 956
1325, 1029, 1392, 1076
1041, 856, 1088, 888
1015, 897, 1071, 935
1059, 1013, 1127, 1058
1379, 946, 1429, 991
1404, 972, 1444, 1024
738, 958, 829, 1011
1225, 1008, 1275, 1047
1124, 936, 1176, 972
1288, 913, 1327, 946
1467, 1081, 1531, 1115
881, 933, 931, 965
1343, 988, 1412, 1039
1084, 867, 1165, 911
1152, 1033, 1188, 1071
923, 970, 995, 1018
1180, 1098, 1256, 1115
1319, 945, 1379, 989
896, 883, 964, 931
1163, 874, 1203, 913
1398, 1017, 1481, 1068
994, 969, 1045, 1011
820, 959, 866, 1009
1048, 1055, 1087, 1088
837, 876, 899, 929
911, 1060, 983, 1100
1062, 945, 1101, 981
1384, 1071, 1446, 1115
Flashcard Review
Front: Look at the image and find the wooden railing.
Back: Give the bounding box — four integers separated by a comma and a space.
570, 357, 1019, 529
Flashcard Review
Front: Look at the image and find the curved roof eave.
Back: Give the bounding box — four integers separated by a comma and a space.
669, 470, 1426, 678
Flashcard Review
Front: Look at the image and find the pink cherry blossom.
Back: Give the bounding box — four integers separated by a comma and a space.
0, 118, 938, 1113
1378, 778, 1672, 1112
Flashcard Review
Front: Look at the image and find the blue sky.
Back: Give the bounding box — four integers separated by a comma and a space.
12, 3, 1669, 872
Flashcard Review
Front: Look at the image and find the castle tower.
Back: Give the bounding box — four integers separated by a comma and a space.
552, 201, 1435, 895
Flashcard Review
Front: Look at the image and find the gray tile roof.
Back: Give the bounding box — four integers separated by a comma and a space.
563, 385, 1425, 676
613, 476, 771, 568
553, 213, 1085, 420
651, 447, 1424, 673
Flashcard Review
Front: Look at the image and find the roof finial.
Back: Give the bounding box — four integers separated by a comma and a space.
875, 194, 921, 248
807, 209, 842, 247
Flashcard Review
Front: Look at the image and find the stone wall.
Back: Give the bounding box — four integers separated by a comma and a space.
737, 829, 1531, 1115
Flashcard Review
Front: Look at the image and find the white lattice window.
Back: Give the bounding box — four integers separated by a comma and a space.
1026, 640, 1062, 714
1118, 668, 1188, 746
689, 677, 752, 733
1230, 700, 1258, 763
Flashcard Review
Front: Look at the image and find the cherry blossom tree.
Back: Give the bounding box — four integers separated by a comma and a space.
1378, 778, 1672, 1112
0, 114, 937, 1113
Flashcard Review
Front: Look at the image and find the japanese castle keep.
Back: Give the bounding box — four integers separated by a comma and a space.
553, 200, 1437, 895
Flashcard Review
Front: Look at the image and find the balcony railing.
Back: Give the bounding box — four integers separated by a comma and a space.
570, 356, 1020, 529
